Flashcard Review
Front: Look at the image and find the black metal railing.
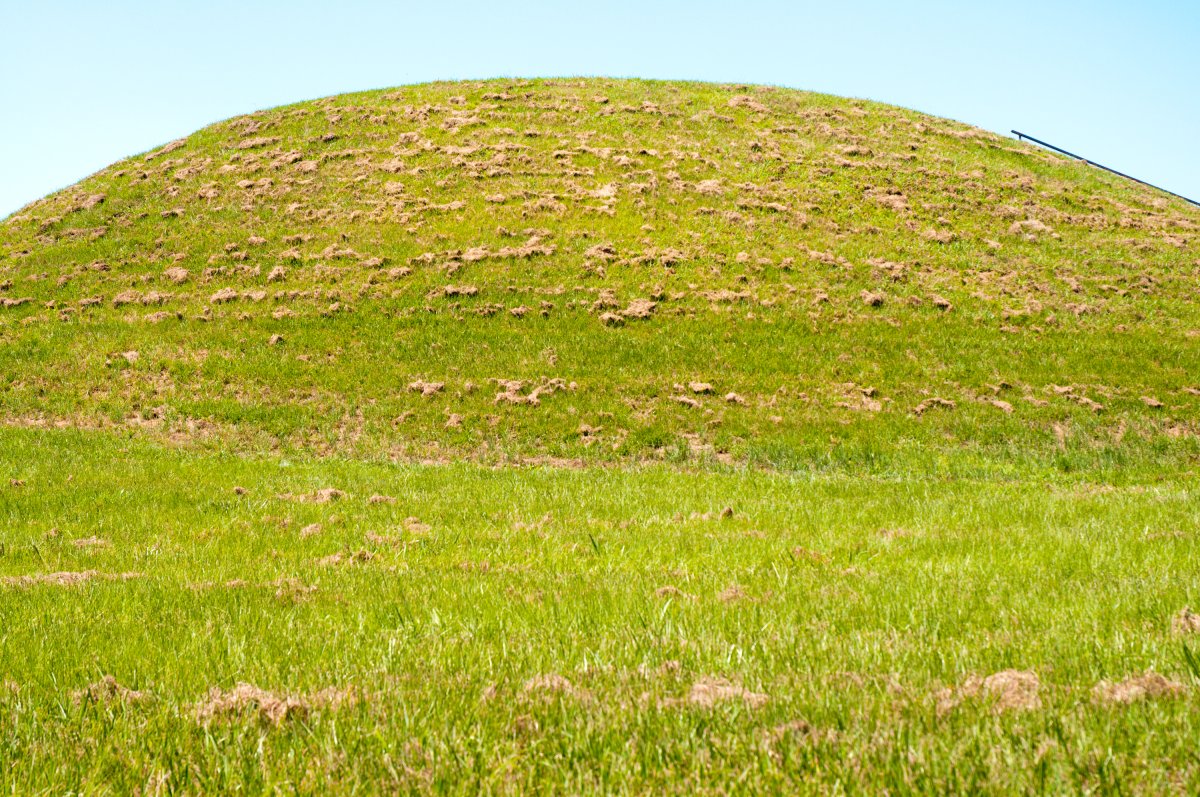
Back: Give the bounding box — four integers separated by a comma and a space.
1012, 130, 1199, 208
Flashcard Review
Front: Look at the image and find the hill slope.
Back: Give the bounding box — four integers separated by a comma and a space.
4, 79, 1200, 794
2, 78, 1198, 472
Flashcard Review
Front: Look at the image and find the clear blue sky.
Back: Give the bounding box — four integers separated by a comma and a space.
2, 0, 1197, 218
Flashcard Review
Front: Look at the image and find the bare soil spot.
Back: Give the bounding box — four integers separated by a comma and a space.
523, 674, 583, 699
1173, 608, 1200, 634
409, 380, 445, 397
600, 312, 624, 327
914, 397, 956, 416
718, 585, 749, 603
318, 549, 375, 566
3, 571, 141, 588
728, 95, 769, 113
939, 669, 1041, 714
234, 136, 281, 151
622, 298, 657, 320
1092, 672, 1184, 705
196, 682, 356, 726
680, 676, 769, 709
493, 377, 568, 406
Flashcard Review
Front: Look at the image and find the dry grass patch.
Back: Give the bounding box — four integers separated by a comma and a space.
71, 676, 148, 706
938, 669, 1042, 714
1091, 672, 1185, 705
196, 683, 357, 726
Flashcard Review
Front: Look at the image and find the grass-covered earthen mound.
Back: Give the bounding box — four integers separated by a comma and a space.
4, 78, 1200, 796
3, 78, 1198, 471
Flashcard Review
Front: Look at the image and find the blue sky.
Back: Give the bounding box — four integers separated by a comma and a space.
2, 0, 1197, 217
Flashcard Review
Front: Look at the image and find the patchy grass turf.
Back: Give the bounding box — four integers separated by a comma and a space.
2, 78, 1199, 793
2, 428, 1199, 794
1, 78, 1197, 469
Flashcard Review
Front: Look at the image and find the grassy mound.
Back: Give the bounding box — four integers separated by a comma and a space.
3, 80, 1200, 793
2, 78, 1197, 473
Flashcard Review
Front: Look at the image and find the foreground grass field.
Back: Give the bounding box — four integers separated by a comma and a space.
2, 428, 1199, 794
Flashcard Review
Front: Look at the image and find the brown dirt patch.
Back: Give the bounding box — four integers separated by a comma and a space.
1172, 608, 1200, 634
523, 673, 583, 699
234, 136, 281, 150
1092, 672, 1184, 705
718, 585, 749, 603
914, 397, 956, 415
196, 682, 356, 726
681, 676, 769, 709
318, 549, 375, 566
622, 298, 657, 320
408, 380, 445, 397
2, 570, 142, 588
939, 669, 1041, 714
279, 487, 346, 503
728, 95, 769, 113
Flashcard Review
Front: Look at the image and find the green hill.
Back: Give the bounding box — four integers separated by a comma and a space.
3, 78, 1197, 473
3, 80, 1200, 794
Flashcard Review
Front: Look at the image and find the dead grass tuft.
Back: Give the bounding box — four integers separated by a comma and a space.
1092, 672, 1184, 705
196, 682, 356, 725
939, 669, 1041, 714
681, 676, 769, 709
523, 673, 583, 699
654, 585, 696, 600
409, 380, 445, 397
279, 487, 346, 503
2, 571, 142, 588
71, 675, 148, 706
1172, 608, 1200, 634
